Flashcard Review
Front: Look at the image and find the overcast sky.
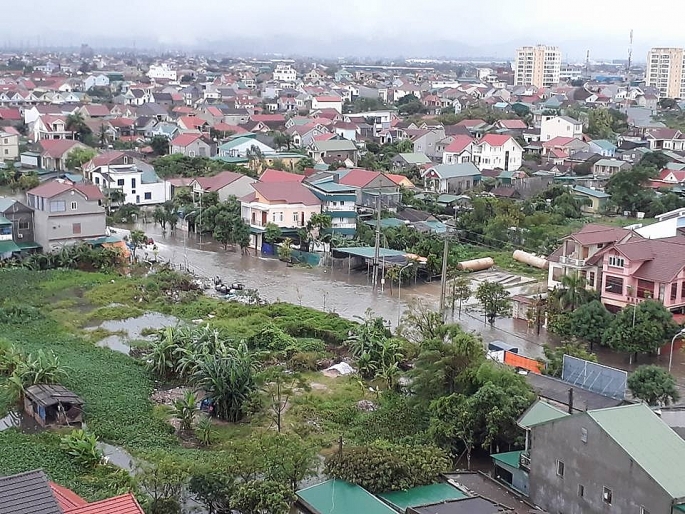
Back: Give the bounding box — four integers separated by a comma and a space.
5, 0, 685, 61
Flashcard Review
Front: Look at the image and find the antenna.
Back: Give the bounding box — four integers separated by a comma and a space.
585, 50, 590, 77
627, 29, 633, 73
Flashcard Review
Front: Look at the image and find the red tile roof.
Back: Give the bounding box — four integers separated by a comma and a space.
0, 107, 22, 120
193, 170, 247, 191
38, 139, 83, 158
659, 168, 685, 183
479, 134, 513, 147
444, 135, 475, 153
87, 150, 126, 168
244, 182, 319, 205
82, 104, 111, 117
251, 114, 286, 123
498, 119, 527, 130
50, 482, 87, 510
314, 96, 342, 102
178, 116, 207, 129
313, 133, 335, 142
170, 133, 202, 147
27, 180, 105, 200
260, 169, 305, 183
338, 168, 380, 188
543, 136, 578, 148
212, 123, 248, 134
64, 493, 144, 514
565, 223, 633, 246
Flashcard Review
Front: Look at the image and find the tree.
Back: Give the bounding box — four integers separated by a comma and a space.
540, 342, 597, 377
264, 223, 282, 244
399, 299, 448, 344
602, 300, 680, 362
232, 480, 294, 514
105, 189, 126, 214
449, 275, 471, 317
65, 112, 92, 142
587, 108, 614, 139
628, 365, 680, 406
305, 213, 332, 251
172, 390, 197, 433
127, 230, 148, 260
256, 432, 318, 491
188, 470, 237, 514
659, 98, 678, 110
559, 271, 588, 311
64, 147, 97, 170
272, 132, 294, 151
295, 156, 315, 172
137, 455, 190, 514
605, 165, 660, 216
475, 282, 511, 324
570, 300, 614, 349
150, 135, 170, 156
259, 366, 308, 433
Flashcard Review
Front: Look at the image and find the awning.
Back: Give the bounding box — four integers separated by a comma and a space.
0, 240, 21, 254
16, 241, 42, 250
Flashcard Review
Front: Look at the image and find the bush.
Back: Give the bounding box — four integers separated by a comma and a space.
289, 351, 320, 371
248, 324, 297, 352
60, 429, 104, 468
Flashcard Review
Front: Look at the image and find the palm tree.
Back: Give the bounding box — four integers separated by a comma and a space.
560, 271, 587, 311
272, 131, 293, 151
65, 112, 91, 142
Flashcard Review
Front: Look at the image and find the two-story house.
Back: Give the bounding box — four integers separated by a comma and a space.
592, 158, 631, 178
472, 134, 523, 172
520, 402, 685, 514
0, 198, 38, 257
540, 115, 583, 142
441, 135, 475, 164
190, 171, 255, 203
547, 223, 636, 291
422, 162, 482, 194
36, 139, 88, 172
217, 136, 275, 159
240, 182, 321, 251
305, 178, 358, 237
337, 169, 401, 211
0, 131, 19, 161
308, 139, 359, 166
89, 161, 165, 206
169, 133, 217, 158
26, 181, 106, 251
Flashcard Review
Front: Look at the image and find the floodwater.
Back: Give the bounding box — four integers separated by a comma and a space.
0, 410, 47, 434
97, 442, 137, 472
87, 312, 180, 354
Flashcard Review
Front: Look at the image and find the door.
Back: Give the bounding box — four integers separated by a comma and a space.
261, 211, 267, 227
504, 151, 510, 171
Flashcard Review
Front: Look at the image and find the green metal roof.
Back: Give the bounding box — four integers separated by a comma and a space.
364, 218, 406, 229
378, 483, 467, 512
325, 210, 357, 218
0, 216, 11, 225
573, 185, 611, 199
518, 400, 569, 429
674, 504, 685, 512
0, 240, 21, 253
330, 227, 356, 236
395, 152, 431, 165
588, 403, 685, 498
16, 241, 41, 250
213, 155, 249, 164
297, 479, 396, 514
491, 450, 523, 470
334, 246, 407, 259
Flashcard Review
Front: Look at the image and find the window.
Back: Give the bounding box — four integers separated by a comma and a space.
608, 255, 625, 267
18, 221, 30, 230
49, 200, 66, 212
332, 201, 337, 206
581, 427, 588, 443
95, 177, 99, 185
672, 283, 678, 301
3, 149, 7, 155
72, 223, 81, 235
293, 212, 299, 223
602, 486, 612, 505
131, 178, 136, 188
588, 272, 596, 287
605, 275, 624, 295
577, 484, 585, 498
272, 212, 277, 222
556, 460, 565, 477
144, 192, 152, 200
117, 179, 125, 186
70, 201, 77, 210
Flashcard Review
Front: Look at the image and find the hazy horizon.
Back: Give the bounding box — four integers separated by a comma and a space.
5, 0, 685, 62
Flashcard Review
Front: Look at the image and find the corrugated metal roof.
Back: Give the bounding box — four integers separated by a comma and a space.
518, 400, 569, 429
378, 483, 467, 511
64, 493, 144, 514
0, 469, 63, 514
491, 450, 523, 470
588, 403, 685, 498
297, 480, 396, 514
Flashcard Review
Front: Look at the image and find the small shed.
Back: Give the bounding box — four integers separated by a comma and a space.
24, 384, 84, 427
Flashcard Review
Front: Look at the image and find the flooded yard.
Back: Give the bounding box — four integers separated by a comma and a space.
86, 311, 181, 354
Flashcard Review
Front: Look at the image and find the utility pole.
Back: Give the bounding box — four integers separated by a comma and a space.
439, 237, 449, 321
372, 193, 381, 289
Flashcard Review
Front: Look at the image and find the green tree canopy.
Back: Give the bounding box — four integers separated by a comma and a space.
64, 147, 97, 170
627, 365, 680, 406
475, 282, 511, 324
540, 342, 597, 377
570, 300, 614, 349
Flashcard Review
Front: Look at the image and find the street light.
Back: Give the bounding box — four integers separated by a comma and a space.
669, 328, 685, 373
397, 262, 414, 326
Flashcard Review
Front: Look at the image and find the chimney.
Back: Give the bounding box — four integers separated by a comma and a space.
568, 388, 574, 414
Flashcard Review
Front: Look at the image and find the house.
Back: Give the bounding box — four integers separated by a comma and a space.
547, 223, 635, 290
542, 136, 589, 157
391, 152, 432, 170
191, 170, 256, 202
0, 469, 145, 514
442, 135, 475, 164
407, 127, 447, 159
571, 185, 611, 214
26, 180, 106, 251
0, 198, 38, 257
32, 114, 75, 141
422, 162, 482, 194
472, 134, 523, 172
644, 128, 685, 151
260, 168, 305, 183
588, 139, 617, 157
540, 115, 583, 142
312, 95, 343, 113
286, 123, 328, 148
309, 139, 359, 166
306, 178, 358, 237
217, 136, 275, 159
240, 182, 321, 251
169, 133, 217, 158
523, 403, 685, 514
37, 139, 88, 172
78, 103, 111, 118
0, 131, 19, 161
89, 160, 165, 206
592, 158, 631, 178
338, 168, 402, 210
84, 73, 110, 90
24, 384, 83, 427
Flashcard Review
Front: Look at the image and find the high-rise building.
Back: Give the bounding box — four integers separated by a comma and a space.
514, 45, 561, 88
646, 47, 685, 98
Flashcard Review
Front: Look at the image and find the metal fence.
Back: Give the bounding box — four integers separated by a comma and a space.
561, 355, 627, 400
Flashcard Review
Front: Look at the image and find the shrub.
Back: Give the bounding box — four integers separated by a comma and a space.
60, 429, 104, 468
289, 352, 320, 371
248, 324, 297, 352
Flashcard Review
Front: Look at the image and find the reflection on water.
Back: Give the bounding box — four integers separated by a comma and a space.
88, 312, 180, 354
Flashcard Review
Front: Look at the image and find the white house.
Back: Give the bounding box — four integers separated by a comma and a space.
540, 115, 583, 142
217, 137, 275, 158
472, 134, 523, 171
273, 64, 297, 83
90, 162, 166, 205
84, 74, 110, 91
442, 135, 475, 164
0, 132, 19, 161
312, 95, 343, 113
147, 64, 177, 81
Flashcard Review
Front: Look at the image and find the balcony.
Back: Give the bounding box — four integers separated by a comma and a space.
519, 452, 531, 471
558, 255, 587, 267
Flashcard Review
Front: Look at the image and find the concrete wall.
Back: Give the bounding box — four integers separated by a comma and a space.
529, 413, 672, 514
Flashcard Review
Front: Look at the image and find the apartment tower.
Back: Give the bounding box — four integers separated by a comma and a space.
646, 47, 685, 98
514, 45, 561, 88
